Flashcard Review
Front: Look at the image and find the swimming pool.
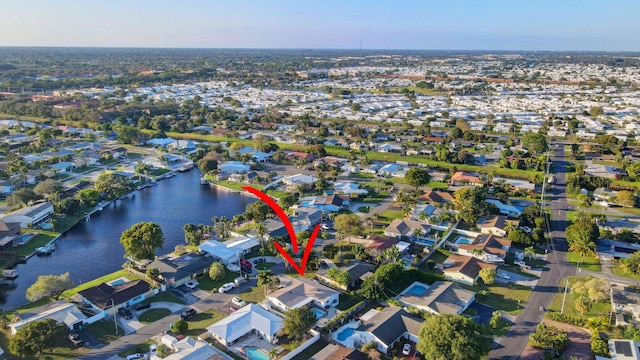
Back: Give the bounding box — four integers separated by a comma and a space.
336, 327, 355, 341
15, 233, 36, 245
312, 308, 326, 319
109, 278, 128, 286
455, 237, 474, 245
406, 283, 428, 296
244, 346, 269, 360
415, 238, 435, 246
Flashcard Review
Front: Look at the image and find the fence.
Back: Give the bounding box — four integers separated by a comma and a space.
280, 331, 321, 360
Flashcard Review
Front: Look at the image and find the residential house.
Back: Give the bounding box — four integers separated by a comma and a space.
207, 304, 283, 346
49, 161, 76, 174
0, 221, 20, 238
398, 281, 475, 315
78, 279, 151, 311
417, 190, 454, 204
365, 235, 400, 255
9, 301, 87, 335
492, 177, 536, 192
219, 161, 251, 174
0, 201, 54, 228
449, 171, 483, 186
286, 151, 316, 162
198, 235, 259, 265
611, 284, 640, 323
485, 199, 523, 217
267, 276, 340, 312
311, 194, 350, 212
148, 253, 212, 289
384, 219, 430, 240
443, 254, 497, 285
477, 215, 510, 237
0, 181, 15, 195
350, 308, 422, 355
290, 207, 323, 232
377, 163, 409, 178
102, 147, 128, 159
605, 339, 640, 360
317, 261, 376, 291
377, 143, 403, 153
334, 181, 369, 196
594, 188, 619, 204
584, 164, 627, 179
281, 173, 318, 187
325, 348, 369, 360
162, 337, 226, 360
455, 234, 512, 263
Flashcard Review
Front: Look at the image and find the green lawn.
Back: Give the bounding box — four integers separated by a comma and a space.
62, 270, 138, 299
547, 276, 611, 317
139, 308, 172, 324
237, 284, 268, 304
612, 264, 640, 280
362, 191, 390, 204
7, 231, 57, 257
380, 209, 404, 220
463, 283, 533, 315
184, 308, 226, 337
0, 327, 90, 360
567, 252, 601, 272
196, 271, 238, 292
357, 206, 370, 213
150, 167, 171, 177
291, 339, 330, 360
147, 291, 185, 304
52, 215, 83, 232
118, 340, 155, 358
211, 180, 263, 192
255, 262, 276, 271
348, 172, 375, 180
335, 293, 363, 311
86, 319, 123, 343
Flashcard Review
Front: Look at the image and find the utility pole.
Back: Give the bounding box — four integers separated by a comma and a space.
111, 298, 118, 335
560, 279, 569, 314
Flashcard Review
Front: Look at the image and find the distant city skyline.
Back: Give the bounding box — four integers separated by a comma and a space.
1, 0, 639, 51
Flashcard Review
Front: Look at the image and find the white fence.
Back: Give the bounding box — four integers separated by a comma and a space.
280, 331, 320, 360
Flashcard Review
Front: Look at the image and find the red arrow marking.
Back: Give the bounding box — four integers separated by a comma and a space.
242, 186, 319, 276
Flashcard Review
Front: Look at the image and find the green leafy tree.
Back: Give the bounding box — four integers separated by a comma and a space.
146, 267, 160, 281
572, 277, 609, 303
120, 222, 164, 261
173, 319, 188, 334
326, 267, 352, 286
566, 217, 598, 264
529, 323, 568, 350
359, 262, 404, 300
209, 262, 225, 281
6, 188, 40, 208
417, 314, 492, 360
76, 189, 100, 207
283, 307, 316, 341
334, 214, 363, 244
183, 223, 203, 246
453, 187, 487, 225
33, 179, 64, 197
521, 133, 548, 154
616, 191, 637, 208
9, 318, 68, 357
94, 172, 130, 200
254, 222, 268, 248
405, 167, 431, 190
479, 268, 496, 285
489, 311, 502, 329
25, 272, 74, 301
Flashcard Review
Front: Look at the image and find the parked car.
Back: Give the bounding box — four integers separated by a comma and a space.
126, 353, 148, 360
253, 258, 265, 264
218, 282, 236, 293
68, 333, 84, 347
180, 308, 197, 320
149, 344, 157, 356
134, 302, 151, 311
185, 280, 199, 289
498, 273, 510, 280
231, 297, 247, 307
227, 306, 237, 312
118, 307, 133, 320
402, 343, 411, 355
321, 223, 330, 230
543, 349, 564, 359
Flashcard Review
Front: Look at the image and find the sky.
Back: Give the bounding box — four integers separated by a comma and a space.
1, 0, 639, 51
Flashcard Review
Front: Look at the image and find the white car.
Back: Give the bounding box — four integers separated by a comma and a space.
185, 280, 199, 289
498, 273, 511, 280
218, 282, 236, 293
149, 344, 157, 356
231, 297, 247, 307
321, 224, 330, 230
402, 343, 411, 355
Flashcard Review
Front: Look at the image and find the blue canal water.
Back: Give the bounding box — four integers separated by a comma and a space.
0, 169, 255, 310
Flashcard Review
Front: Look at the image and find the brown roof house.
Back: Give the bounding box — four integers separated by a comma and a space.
443, 254, 497, 286
398, 281, 475, 315
384, 219, 430, 239
455, 234, 512, 263
477, 215, 511, 237
79, 279, 151, 312
449, 171, 483, 186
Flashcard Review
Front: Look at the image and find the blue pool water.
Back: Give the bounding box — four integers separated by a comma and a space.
109, 279, 125, 286
455, 237, 474, 245
336, 327, 355, 341
244, 346, 269, 360
406, 284, 428, 296
312, 308, 326, 319
416, 239, 435, 246
16, 233, 35, 245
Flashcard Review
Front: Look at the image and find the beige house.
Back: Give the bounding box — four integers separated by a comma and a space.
443, 254, 497, 286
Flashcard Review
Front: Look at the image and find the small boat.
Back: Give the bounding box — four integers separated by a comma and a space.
2, 269, 18, 280
35, 244, 55, 256
200, 177, 209, 185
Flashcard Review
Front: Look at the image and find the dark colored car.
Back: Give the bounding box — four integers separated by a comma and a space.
543, 349, 565, 359
68, 333, 84, 347
180, 308, 197, 320
118, 307, 133, 320
135, 302, 151, 311
253, 258, 265, 264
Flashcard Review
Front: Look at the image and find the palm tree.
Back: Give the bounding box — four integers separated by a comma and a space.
578, 194, 592, 210
524, 246, 537, 260
268, 348, 278, 360
412, 228, 423, 241
254, 222, 268, 248
504, 221, 516, 235
569, 239, 596, 270
574, 295, 591, 315
471, 248, 484, 259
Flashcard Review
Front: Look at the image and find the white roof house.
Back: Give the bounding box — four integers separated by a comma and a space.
333, 181, 369, 195
163, 337, 224, 360
9, 301, 87, 335
281, 174, 318, 186
198, 235, 259, 265
219, 161, 251, 174
0, 201, 54, 228
207, 304, 283, 346
267, 276, 340, 312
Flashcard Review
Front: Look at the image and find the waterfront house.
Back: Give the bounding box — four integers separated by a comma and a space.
78, 279, 151, 311
207, 304, 283, 346
148, 253, 213, 289
198, 235, 259, 265
281, 173, 318, 187
443, 254, 497, 286
219, 161, 251, 174
353, 308, 422, 355
9, 301, 87, 335
0, 201, 54, 228
267, 276, 339, 312
398, 281, 475, 316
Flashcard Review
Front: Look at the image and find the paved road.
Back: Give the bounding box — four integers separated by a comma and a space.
489, 145, 574, 360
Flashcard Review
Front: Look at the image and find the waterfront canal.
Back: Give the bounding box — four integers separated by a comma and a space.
0, 169, 255, 310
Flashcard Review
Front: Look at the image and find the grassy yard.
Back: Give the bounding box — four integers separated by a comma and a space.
147, 291, 185, 304
255, 262, 276, 270
548, 276, 611, 317
335, 293, 363, 311
348, 172, 375, 180
196, 271, 238, 292
86, 319, 123, 343
8, 231, 57, 257
212, 180, 263, 192
567, 252, 601, 272
118, 340, 155, 358
237, 284, 268, 304
139, 308, 172, 324
61, 270, 138, 300
362, 191, 390, 204
184, 308, 226, 337
150, 167, 171, 177
0, 327, 90, 360
290, 339, 330, 360
379, 209, 403, 220
52, 215, 83, 233
463, 283, 533, 315
612, 264, 640, 280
